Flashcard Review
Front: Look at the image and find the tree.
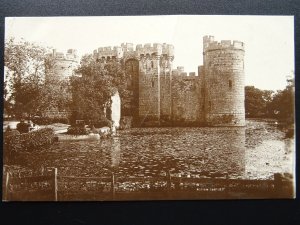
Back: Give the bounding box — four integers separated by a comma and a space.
4, 38, 73, 119
245, 86, 274, 118
267, 77, 294, 124
37, 76, 72, 116
70, 54, 128, 123
4, 38, 48, 118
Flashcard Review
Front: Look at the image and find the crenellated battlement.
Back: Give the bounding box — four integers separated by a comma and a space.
88, 35, 245, 127
135, 43, 174, 57
50, 49, 79, 62
46, 49, 79, 81
94, 46, 124, 59
93, 43, 174, 60
203, 36, 245, 52
172, 67, 198, 79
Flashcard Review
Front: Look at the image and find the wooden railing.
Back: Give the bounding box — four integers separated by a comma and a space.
3, 168, 294, 201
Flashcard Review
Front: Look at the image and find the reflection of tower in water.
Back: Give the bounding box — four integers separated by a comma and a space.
225, 127, 246, 178
110, 137, 121, 168
172, 127, 246, 178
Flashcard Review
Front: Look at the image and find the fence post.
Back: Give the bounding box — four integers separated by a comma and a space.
273, 173, 283, 197
111, 172, 115, 200
225, 173, 229, 196
5, 171, 10, 201
166, 170, 171, 190
53, 168, 58, 201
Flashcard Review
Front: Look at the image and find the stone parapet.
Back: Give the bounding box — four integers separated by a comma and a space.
51, 49, 79, 62
94, 43, 174, 60
203, 35, 245, 52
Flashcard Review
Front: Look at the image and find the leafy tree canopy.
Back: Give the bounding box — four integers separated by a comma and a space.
70, 54, 129, 123
4, 38, 48, 118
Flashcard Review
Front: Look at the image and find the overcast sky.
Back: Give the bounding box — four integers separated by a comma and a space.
5, 15, 294, 90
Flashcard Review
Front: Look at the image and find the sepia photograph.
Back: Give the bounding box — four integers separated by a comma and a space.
2, 15, 295, 201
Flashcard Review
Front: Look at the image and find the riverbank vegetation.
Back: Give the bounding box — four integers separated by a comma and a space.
245, 77, 294, 125
4, 128, 55, 163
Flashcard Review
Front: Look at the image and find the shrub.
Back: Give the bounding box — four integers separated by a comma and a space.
67, 126, 88, 135
5, 125, 12, 132
4, 130, 20, 150
16, 122, 31, 133
4, 128, 55, 164
120, 116, 133, 129
7, 128, 55, 153
90, 125, 98, 134
32, 117, 69, 125
92, 117, 112, 128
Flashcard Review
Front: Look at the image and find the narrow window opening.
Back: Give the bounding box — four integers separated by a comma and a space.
151, 80, 155, 87
229, 80, 232, 89
151, 61, 154, 68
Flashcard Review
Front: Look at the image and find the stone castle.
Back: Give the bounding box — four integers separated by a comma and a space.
48, 35, 245, 127
92, 35, 245, 127
46, 48, 79, 81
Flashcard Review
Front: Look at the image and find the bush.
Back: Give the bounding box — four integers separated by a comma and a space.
3, 130, 20, 164
67, 126, 88, 135
91, 117, 112, 128
4, 129, 20, 149
120, 116, 133, 129
31, 117, 69, 125
4, 128, 55, 163
16, 122, 31, 133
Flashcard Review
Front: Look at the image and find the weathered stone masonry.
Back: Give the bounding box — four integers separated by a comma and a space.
202, 36, 245, 126
91, 35, 245, 127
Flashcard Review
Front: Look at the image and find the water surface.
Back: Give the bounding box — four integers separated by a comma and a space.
15, 119, 294, 180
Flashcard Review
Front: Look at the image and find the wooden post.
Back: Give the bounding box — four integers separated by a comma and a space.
5, 171, 10, 201
166, 170, 171, 190
225, 173, 229, 195
111, 172, 115, 200
274, 173, 282, 196
53, 168, 58, 201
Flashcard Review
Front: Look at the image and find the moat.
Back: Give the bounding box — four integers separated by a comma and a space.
11, 119, 294, 181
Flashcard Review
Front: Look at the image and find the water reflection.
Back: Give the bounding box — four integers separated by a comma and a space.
112, 127, 246, 179
22, 120, 292, 180
110, 137, 121, 168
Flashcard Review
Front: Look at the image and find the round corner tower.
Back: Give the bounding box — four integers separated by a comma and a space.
202, 36, 245, 126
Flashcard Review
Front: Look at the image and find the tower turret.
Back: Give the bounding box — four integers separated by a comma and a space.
137, 43, 174, 126
202, 37, 245, 126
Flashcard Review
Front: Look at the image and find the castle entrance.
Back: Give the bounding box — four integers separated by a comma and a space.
124, 59, 139, 126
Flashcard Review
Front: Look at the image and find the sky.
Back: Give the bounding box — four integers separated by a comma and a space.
5, 15, 294, 91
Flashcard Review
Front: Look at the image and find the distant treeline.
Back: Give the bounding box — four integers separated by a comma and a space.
245, 78, 294, 124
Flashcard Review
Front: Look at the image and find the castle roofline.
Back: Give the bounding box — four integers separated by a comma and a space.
203, 36, 245, 52
93, 43, 174, 59
50, 49, 79, 62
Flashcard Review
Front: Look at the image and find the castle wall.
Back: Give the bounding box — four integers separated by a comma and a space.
203, 37, 245, 126
91, 37, 245, 127
46, 49, 79, 81
138, 54, 161, 125
44, 49, 79, 119
51, 60, 79, 80
159, 55, 173, 123
124, 59, 140, 125
198, 65, 206, 123
137, 44, 174, 126
171, 75, 201, 125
